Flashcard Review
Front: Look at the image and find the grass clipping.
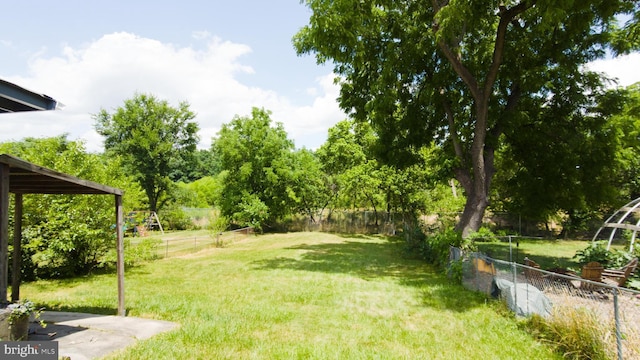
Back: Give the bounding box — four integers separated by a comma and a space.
523, 305, 615, 360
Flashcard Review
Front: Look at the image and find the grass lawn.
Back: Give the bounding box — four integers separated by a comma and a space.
20, 232, 560, 359
476, 238, 592, 270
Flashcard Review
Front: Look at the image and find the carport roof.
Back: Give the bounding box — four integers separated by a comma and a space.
0, 154, 124, 195
0, 78, 59, 113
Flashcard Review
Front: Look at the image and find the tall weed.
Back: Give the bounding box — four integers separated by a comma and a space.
523, 306, 613, 360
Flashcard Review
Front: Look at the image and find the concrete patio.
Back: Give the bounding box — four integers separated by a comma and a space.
28, 312, 178, 360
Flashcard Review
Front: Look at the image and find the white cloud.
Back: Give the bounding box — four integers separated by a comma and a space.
2, 32, 343, 152
586, 52, 640, 88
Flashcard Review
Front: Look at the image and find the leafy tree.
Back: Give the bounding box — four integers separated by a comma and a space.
94, 93, 199, 212
318, 120, 440, 227
491, 87, 627, 235
295, 0, 632, 237
212, 107, 296, 230
611, 83, 640, 200
316, 120, 370, 213
612, 4, 640, 53
178, 176, 221, 208
288, 149, 329, 223
170, 149, 220, 183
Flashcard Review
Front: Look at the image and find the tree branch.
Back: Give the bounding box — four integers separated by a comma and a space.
436, 43, 482, 100
441, 94, 464, 163
484, 1, 535, 97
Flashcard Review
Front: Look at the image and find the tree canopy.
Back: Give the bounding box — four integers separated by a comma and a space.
94, 93, 199, 212
295, 0, 635, 236
211, 107, 297, 230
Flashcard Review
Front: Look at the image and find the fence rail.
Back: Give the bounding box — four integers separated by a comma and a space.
452, 248, 640, 360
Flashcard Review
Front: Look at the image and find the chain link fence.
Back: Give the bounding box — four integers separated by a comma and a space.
127, 227, 254, 259
451, 248, 640, 359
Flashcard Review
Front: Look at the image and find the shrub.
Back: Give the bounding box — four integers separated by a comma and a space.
420, 227, 473, 268
125, 238, 162, 265
207, 212, 229, 247
573, 241, 614, 266
161, 207, 193, 231
467, 227, 500, 242
573, 241, 636, 269
447, 259, 463, 284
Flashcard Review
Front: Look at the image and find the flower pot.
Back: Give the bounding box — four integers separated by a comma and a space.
9, 315, 29, 341
582, 261, 603, 282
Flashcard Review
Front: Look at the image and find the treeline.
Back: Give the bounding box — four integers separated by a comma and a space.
0, 101, 458, 280
4, 82, 640, 279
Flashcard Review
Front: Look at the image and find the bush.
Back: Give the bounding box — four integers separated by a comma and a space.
573, 241, 614, 266
573, 241, 636, 268
419, 227, 473, 268
125, 238, 162, 265
207, 212, 229, 247
467, 227, 500, 242
447, 259, 463, 284
161, 207, 193, 230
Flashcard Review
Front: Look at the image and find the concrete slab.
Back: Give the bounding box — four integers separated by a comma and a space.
27, 312, 179, 360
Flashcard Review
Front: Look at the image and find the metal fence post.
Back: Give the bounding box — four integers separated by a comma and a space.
474, 252, 479, 291
614, 288, 623, 360
512, 260, 518, 314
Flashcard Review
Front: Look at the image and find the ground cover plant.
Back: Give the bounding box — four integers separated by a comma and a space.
19, 232, 559, 359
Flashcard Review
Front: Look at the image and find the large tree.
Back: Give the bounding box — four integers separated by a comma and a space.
491, 87, 627, 235
295, 0, 633, 236
211, 107, 296, 230
610, 83, 640, 200
94, 93, 199, 212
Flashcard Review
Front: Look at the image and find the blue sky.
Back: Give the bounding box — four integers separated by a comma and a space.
0, 0, 341, 151
1, 1, 638, 152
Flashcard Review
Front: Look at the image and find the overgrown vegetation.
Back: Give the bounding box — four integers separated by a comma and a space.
523, 308, 613, 360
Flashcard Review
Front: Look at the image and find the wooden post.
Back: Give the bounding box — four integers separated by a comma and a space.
0, 164, 9, 305
116, 195, 125, 316
11, 194, 22, 302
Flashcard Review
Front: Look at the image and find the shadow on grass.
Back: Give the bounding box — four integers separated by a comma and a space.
477, 241, 581, 270
42, 304, 118, 315
252, 234, 486, 312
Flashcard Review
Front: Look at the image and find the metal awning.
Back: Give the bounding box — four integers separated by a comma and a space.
0, 78, 58, 113
0, 154, 123, 195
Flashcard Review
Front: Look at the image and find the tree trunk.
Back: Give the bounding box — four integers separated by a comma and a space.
453, 97, 495, 237
456, 189, 488, 237
434, 2, 531, 238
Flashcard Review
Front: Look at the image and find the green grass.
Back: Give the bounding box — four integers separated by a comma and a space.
128, 229, 252, 258
20, 232, 560, 359
476, 238, 592, 270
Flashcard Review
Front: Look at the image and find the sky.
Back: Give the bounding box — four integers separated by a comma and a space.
1, 1, 639, 153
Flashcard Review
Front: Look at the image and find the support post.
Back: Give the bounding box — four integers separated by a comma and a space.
0, 164, 9, 305
614, 288, 623, 360
11, 194, 22, 302
116, 195, 125, 316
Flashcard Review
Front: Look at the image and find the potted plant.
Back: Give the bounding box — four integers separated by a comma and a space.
6, 299, 44, 341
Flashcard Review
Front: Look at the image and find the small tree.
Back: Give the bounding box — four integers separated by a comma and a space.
94, 93, 199, 212
212, 107, 296, 229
